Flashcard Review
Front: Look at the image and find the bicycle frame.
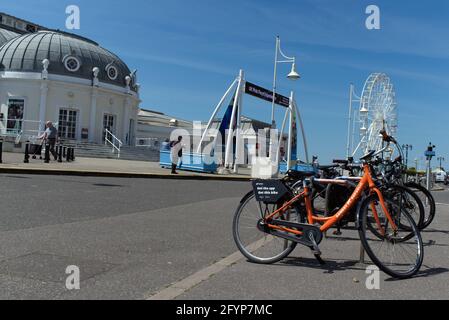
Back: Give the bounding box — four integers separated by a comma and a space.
265, 163, 398, 237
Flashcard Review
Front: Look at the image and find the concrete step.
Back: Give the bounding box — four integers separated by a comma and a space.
72, 143, 160, 162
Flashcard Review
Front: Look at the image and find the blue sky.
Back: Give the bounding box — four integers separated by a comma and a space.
2, 0, 448, 166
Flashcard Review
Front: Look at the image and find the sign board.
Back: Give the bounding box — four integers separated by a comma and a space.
245, 82, 290, 108
425, 151, 436, 157
252, 179, 289, 204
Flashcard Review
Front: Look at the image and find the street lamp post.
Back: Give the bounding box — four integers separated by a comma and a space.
270, 36, 300, 164
414, 158, 419, 181
402, 144, 413, 169
271, 36, 300, 129
437, 156, 445, 170
426, 143, 436, 191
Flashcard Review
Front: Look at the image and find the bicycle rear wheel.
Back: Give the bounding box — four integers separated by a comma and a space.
405, 182, 436, 229
232, 191, 299, 264
386, 185, 424, 230
358, 194, 424, 279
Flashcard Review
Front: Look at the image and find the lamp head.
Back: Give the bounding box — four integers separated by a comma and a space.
287, 62, 301, 80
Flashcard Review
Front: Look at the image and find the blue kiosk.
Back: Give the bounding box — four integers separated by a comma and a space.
159, 150, 217, 174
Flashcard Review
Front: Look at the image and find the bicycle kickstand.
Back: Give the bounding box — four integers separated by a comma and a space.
308, 232, 326, 265
333, 226, 342, 236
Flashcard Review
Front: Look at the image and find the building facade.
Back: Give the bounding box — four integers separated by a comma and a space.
0, 13, 140, 148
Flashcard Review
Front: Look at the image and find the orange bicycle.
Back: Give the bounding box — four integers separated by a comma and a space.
233, 134, 424, 279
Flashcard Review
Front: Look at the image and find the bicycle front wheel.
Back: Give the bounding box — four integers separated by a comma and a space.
358, 194, 424, 279
232, 191, 299, 264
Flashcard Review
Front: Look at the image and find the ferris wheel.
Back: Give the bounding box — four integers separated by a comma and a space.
349, 73, 398, 157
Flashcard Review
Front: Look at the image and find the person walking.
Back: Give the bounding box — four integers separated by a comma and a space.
170, 136, 183, 174
38, 121, 58, 161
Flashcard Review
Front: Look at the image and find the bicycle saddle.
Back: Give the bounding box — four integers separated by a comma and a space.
318, 164, 339, 171
360, 150, 376, 161
286, 169, 316, 180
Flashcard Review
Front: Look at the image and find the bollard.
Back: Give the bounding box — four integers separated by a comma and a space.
58, 145, 63, 163
63, 146, 66, 158
71, 147, 75, 161
66, 147, 72, 162
44, 143, 50, 163
0, 138, 3, 164
24, 141, 30, 163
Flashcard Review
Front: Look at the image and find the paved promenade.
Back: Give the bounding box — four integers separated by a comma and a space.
0, 173, 448, 300
0, 152, 250, 181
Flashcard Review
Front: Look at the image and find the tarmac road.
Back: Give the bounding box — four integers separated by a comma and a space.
0, 174, 250, 299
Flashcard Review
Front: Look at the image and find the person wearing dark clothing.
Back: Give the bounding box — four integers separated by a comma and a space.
39, 121, 58, 161
170, 136, 183, 174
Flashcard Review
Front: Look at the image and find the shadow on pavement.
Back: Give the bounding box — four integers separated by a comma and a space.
415, 267, 449, 278
277, 256, 365, 274
423, 229, 449, 236
4, 175, 31, 179
384, 267, 449, 282
324, 235, 360, 242
422, 239, 449, 248
92, 183, 125, 188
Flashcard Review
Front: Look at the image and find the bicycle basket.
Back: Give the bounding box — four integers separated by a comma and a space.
252, 179, 290, 204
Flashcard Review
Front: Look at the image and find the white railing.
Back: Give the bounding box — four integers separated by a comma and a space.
104, 128, 123, 158
135, 137, 162, 151
0, 119, 58, 142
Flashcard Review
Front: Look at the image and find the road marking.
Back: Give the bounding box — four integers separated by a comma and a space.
436, 203, 449, 206
145, 236, 275, 300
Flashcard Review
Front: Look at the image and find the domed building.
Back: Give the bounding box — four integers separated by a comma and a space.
0, 12, 140, 149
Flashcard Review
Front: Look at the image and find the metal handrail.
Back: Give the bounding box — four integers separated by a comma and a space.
104, 128, 123, 158
135, 137, 161, 150
0, 119, 58, 143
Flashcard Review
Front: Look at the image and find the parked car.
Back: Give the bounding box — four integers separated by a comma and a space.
435, 170, 447, 183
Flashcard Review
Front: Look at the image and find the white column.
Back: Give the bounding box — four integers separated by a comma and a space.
293, 99, 310, 163
233, 79, 244, 173
287, 105, 293, 171
277, 108, 289, 163
346, 84, 354, 158
123, 97, 131, 144
38, 82, 49, 135
224, 70, 244, 169
89, 88, 98, 143
196, 78, 238, 153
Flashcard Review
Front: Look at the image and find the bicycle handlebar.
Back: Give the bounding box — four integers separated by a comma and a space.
379, 129, 397, 144
372, 143, 390, 158
333, 159, 349, 165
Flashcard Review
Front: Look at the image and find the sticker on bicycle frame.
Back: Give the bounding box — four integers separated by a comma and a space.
252, 179, 289, 204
